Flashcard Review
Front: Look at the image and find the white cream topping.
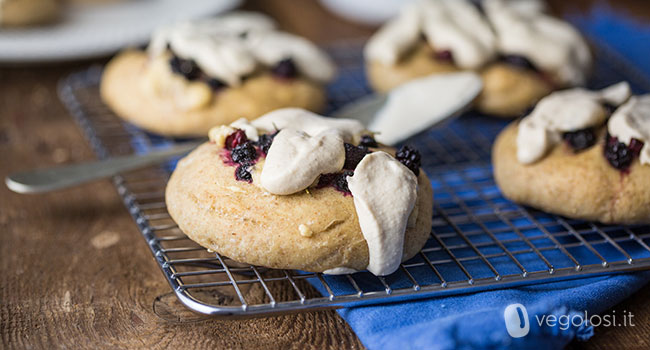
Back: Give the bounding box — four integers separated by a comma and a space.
608, 95, 650, 166
229, 118, 259, 141
371, 72, 482, 145
251, 108, 366, 144
260, 129, 345, 195
366, 0, 591, 85
516, 82, 631, 164
484, 0, 591, 86
148, 12, 335, 86
365, 0, 496, 69
245, 31, 336, 84
347, 152, 418, 276
323, 267, 358, 275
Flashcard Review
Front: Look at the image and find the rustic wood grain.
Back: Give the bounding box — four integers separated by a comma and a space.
2, 0, 650, 349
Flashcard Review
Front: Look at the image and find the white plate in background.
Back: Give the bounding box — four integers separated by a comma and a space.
0, 0, 241, 63
318, 0, 412, 25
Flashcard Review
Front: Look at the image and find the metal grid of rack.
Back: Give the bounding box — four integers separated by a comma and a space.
58, 41, 650, 317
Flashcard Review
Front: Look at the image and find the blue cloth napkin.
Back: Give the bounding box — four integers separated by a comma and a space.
305, 6, 650, 350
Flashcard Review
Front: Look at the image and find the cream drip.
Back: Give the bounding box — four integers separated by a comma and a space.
484, 0, 591, 86
365, 0, 496, 69
323, 267, 358, 275
516, 82, 631, 164
347, 152, 418, 276
148, 12, 335, 86
608, 95, 650, 166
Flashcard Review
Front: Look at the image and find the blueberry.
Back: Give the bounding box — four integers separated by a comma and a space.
604, 135, 633, 170
500, 54, 539, 72
396, 145, 421, 176
235, 164, 252, 183
563, 128, 596, 152
255, 132, 277, 155
343, 143, 370, 170
334, 170, 354, 193
434, 50, 454, 63
169, 55, 201, 81
271, 58, 298, 79
207, 78, 227, 91
231, 142, 257, 164
317, 171, 353, 195
359, 135, 378, 148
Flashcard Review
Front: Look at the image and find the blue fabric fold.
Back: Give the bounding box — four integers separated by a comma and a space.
310, 272, 650, 350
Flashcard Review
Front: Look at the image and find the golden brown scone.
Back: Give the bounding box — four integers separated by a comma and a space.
101, 51, 327, 137
366, 41, 553, 118
166, 142, 433, 272
366, 41, 460, 94
476, 63, 553, 118
0, 0, 59, 27
493, 122, 650, 224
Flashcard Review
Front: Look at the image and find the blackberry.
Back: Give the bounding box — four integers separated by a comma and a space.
235, 164, 252, 183
604, 135, 633, 170
396, 145, 421, 176
231, 142, 257, 164
317, 171, 353, 195
255, 132, 277, 155
500, 54, 539, 72
207, 78, 227, 91
359, 135, 378, 148
271, 58, 298, 79
169, 56, 201, 81
334, 170, 354, 194
563, 128, 596, 152
434, 50, 454, 63
225, 129, 248, 150
343, 143, 369, 170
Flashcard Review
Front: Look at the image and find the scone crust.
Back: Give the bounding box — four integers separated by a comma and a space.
101, 50, 327, 137
1, 0, 59, 27
366, 42, 552, 118
476, 63, 553, 118
366, 41, 459, 94
493, 123, 650, 224
166, 142, 434, 272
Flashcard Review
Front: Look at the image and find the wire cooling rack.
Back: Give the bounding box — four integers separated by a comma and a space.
58, 40, 650, 317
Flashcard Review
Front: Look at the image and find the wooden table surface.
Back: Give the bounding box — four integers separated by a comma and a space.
2, 0, 650, 349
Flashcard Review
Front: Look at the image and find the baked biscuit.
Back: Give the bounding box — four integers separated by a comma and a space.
0, 0, 59, 27
101, 51, 326, 137
101, 12, 335, 137
493, 84, 650, 224
166, 109, 433, 275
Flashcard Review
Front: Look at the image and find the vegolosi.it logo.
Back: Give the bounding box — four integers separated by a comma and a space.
504, 303, 530, 338
504, 303, 635, 338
